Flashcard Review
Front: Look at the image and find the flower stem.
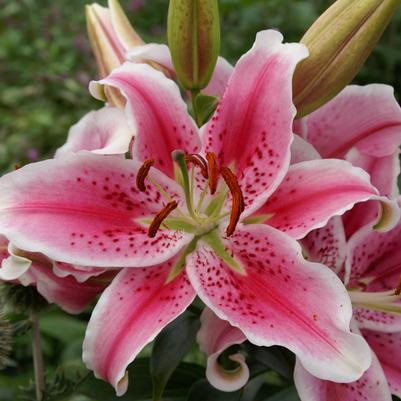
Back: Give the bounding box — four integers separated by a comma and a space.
191, 89, 201, 126
30, 309, 44, 401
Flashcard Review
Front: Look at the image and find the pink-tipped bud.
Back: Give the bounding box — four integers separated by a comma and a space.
86, 0, 143, 106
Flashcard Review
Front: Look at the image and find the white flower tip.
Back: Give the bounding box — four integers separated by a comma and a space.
0, 245, 32, 281
89, 81, 106, 101
373, 198, 400, 232
115, 370, 129, 396
206, 353, 250, 392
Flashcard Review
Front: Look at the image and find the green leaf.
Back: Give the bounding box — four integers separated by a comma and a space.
151, 313, 201, 401
187, 380, 242, 401
78, 358, 204, 401
195, 94, 219, 125
40, 314, 87, 343
262, 386, 301, 401
244, 345, 295, 380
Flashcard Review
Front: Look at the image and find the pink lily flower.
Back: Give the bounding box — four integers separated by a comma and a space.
296, 84, 401, 237
0, 106, 128, 313
0, 30, 396, 394
197, 307, 247, 392
291, 109, 401, 399
0, 235, 110, 314
295, 211, 401, 400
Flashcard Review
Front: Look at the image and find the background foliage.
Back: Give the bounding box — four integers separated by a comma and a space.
1, 0, 401, 400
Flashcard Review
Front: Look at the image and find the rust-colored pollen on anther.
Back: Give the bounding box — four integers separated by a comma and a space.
185, 154, 209, 179
206, 152, 219, 195
148, 201, 178, 238
394, 275, 401, 296
136, 159, 155, 192
221, 166, 245, 236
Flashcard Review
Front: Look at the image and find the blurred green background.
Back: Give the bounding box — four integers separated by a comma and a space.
1, 0, 401, 173
1, 1, 401, 400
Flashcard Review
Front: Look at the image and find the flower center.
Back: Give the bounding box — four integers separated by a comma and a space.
137, 150, 245, 239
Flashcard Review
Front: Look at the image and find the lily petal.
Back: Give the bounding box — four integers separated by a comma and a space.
53, 262, 108, 283
197, 308, 248, 392
198, 307, 247, 355
0, 235, 8, 265
0, 242, 32, 281
294, 352, 392, 401
301, 217, 346, 273
0, 243, 106, 314
186, 224, 371, 382
201, 30, 308, 215
0, 152, 192, 267
22, 261, 106, 314
257, 159, 394, 239
353, 308, 401, 334
346, 215, 401, 289
290, 134, 321, 164
302, 84, 401, 158
346, 148, 400, 200
55, 107, 133, 157
90, 62, 200, 178
363, 329, 401, 397
82, 261, 196, 395
206, 353, 249, 393
342, 149, 400, 238
127, 43, 233, 98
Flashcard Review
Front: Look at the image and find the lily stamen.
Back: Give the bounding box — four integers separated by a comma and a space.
185, 154, 209, 179
349, 288, 401, 315
394, 275, 401, 296
148, 201, 178, 238
221, 166, 245, 236
206, 152, 219, 195
136, 159, 155, 192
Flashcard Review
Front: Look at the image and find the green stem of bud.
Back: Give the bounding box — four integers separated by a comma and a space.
30, 309, 44, 401
191, 89, 201, 126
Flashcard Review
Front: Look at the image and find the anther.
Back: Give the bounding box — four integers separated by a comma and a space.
136, 159, 155, 192
148, 201, 178, 238
221, 166, 245, 236
394, 276, 401, 296
185, 154, 209, 179
206, 152, 219, 195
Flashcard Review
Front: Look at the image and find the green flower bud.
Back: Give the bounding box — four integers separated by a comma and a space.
167, 0, 220, 91
294, 0, 401, 118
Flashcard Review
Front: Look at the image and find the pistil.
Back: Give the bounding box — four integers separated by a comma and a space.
172, 150, 197, 219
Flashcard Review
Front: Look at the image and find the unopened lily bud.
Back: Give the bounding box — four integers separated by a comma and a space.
167, 0, 220, 91
86, 0, 143, 106
293, 0, 401, 118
